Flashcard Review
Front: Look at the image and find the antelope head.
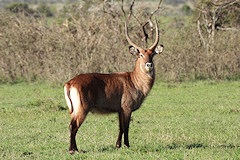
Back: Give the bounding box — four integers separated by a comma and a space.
125, 21, 164, 76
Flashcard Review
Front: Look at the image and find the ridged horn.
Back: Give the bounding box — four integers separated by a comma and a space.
148, 20, 159, 51
125, 21, 143, 52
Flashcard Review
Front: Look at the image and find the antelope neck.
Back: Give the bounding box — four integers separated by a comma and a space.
130, 60, 155, 96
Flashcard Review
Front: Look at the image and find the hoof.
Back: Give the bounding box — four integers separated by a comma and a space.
69, 150, 74, 155
124, 144, 130, 148
69, 150, 79, 155
116, 144, 121, 148
116, 141, 121, 148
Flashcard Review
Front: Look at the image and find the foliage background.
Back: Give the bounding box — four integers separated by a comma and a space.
0, 0, 239, 83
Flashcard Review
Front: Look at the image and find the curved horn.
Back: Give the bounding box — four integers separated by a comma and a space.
125, 21, 143, 52
148, 20, 159, 51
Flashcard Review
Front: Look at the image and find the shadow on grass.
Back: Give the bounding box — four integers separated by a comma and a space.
71, 143, 239, 155
97, 145, 119, 152
167, 143, 239, 150
136, 142, 239, 152
166, 142, 206, 150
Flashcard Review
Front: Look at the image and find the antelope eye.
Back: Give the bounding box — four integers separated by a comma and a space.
140, 54, 144, 57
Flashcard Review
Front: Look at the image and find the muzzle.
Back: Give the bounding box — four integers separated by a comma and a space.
145, 62, 153, 72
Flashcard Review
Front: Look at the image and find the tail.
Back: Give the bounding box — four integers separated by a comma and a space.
64, 83, 73, 114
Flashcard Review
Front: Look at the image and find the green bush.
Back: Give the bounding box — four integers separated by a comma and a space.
5, 2, 35, 15
181, 4, 192, 15
37, 4, 54, 17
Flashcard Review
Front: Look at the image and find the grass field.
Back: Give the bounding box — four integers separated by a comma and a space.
0, 81, 239, 159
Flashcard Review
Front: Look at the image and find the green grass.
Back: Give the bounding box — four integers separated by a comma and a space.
0, 81, 239, 159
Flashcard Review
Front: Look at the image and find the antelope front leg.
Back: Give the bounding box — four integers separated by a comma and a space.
116, 112, 124, 148
116, 110, 131, 148
123, 112, 131, 148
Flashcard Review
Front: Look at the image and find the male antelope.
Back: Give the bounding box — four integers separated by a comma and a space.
64, 21, 163, 154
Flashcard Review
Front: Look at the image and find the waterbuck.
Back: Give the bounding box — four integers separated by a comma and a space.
64, 20, 163, 154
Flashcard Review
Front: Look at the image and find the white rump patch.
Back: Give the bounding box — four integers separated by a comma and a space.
70, 87, 81, 117
64, 86, 72, 111
64, 86, 81, 117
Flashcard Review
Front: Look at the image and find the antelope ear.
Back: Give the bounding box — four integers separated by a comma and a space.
129, 46, 140, 56
154, 45, 164, 54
